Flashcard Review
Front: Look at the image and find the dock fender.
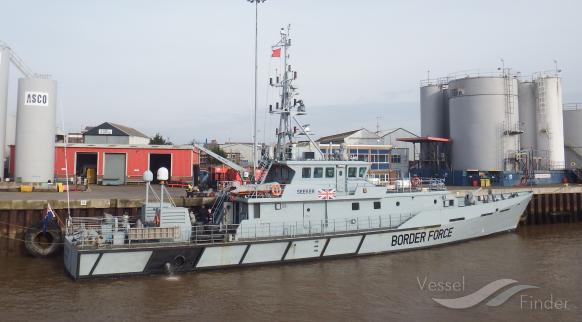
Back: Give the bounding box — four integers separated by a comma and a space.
24, 221, 63, 257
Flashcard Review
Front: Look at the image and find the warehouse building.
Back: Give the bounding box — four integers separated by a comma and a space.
9, 144, 199, 185
317, 128, 410, 182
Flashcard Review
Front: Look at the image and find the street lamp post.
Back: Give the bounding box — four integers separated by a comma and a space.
248, 0, 266, 183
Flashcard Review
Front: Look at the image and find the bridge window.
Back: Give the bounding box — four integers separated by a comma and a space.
314, 167, 323, 178
325, 167, 334, 178
352, 202, 360, 210
348, 167, 357, 178
359, 167, 367, 177
264, 164, 295, 184
302, 167, 311, 178
373, 201, 381, 209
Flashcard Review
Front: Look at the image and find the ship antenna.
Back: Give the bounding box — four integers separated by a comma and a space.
270, 25, 323, 161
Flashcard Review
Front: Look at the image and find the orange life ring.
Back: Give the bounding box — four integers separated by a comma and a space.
412, 176, 421, 187
271, 183, 282, 197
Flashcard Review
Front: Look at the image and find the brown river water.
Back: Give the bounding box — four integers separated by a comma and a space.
0, 223, 580, 322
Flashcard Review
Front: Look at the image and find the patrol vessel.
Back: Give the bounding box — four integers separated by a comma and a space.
63, 26, 533, 279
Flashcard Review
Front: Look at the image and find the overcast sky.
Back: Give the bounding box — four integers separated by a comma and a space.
2, 0, 581, 144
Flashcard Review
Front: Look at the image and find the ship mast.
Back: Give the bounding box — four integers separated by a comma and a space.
269, 25, 322, 161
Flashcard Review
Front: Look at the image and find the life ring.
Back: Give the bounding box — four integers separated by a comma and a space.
271, 183, 282, 197
24, 222, 62, 257
154, 212, 161, 226
412, 176, 421, 187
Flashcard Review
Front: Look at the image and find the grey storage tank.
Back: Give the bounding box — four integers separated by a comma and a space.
0, 46, 9, 179
563, 105, 582, 168
518, 81, 537, 150
14, 77, 57, 182
448, 76, 519, 171
420, 83, 449, 137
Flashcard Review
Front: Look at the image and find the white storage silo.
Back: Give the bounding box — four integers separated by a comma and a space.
518, 81, 537, 150
14, 77, 57, 182
563, 106, 582, 168
0, 47, 9, 179
535, 76, 565, 169
448, 76, 519, 171
420, 84, 449, 137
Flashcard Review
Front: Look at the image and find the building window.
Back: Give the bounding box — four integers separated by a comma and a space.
390, 154, 401, 164
314, 167, 323, 178
348, 167, 357, 178
373, 201, 381, 209
352, 202, 360, 210
359, 167, 367, 178
302, 168, 311, 178
325, 167, 334, 178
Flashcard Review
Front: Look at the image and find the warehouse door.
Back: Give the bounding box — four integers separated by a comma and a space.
103, 153, 126, 185
149, 154, 172, 183
75, 152, 98, 184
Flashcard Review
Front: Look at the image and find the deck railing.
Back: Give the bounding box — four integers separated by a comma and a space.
67, 212, 416, 249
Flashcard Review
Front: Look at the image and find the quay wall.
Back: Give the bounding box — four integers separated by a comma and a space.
0, 197, 214, 255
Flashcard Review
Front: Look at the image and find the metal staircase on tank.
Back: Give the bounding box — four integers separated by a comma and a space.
502, 72, 520, 170
536, 78, 552, 169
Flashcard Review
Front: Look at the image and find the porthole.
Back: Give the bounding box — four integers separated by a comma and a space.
434, 199, 437, 204
307, 208, 311, 212
396, 201, 400, 206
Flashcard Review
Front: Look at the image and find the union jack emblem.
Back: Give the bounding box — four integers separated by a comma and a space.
317, 188, 336, 200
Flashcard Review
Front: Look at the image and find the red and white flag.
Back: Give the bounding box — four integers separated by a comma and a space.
271, 47, 281, 58
317, 188, 336, 200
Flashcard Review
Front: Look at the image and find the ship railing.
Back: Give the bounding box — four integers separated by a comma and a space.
191, 212, 415, 245
66, 212, 419, 248
243, 184, 287, 199
387, 177, 446, 193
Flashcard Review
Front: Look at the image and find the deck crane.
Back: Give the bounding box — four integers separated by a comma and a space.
193, 143, 248, 180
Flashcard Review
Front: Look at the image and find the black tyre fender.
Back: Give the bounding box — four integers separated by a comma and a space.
24, 221, 63, 257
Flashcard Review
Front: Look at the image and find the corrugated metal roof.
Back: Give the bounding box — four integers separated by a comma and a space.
317, 129, 362, 144
108, 122, 150, 138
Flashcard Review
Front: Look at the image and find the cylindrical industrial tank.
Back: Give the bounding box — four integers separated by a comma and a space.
448, 76, 519, 171
0, 47, 10, 179
420, 84, 449, 137
535, 76, 565, 169
518, 81, 537, 150
563, 107, 582, 168
14, 77, 57, 182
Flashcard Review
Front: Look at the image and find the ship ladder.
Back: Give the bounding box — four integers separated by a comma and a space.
210, 192, 230, 224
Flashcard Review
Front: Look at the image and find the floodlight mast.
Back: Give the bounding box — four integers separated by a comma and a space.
247, 0, 266, 182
